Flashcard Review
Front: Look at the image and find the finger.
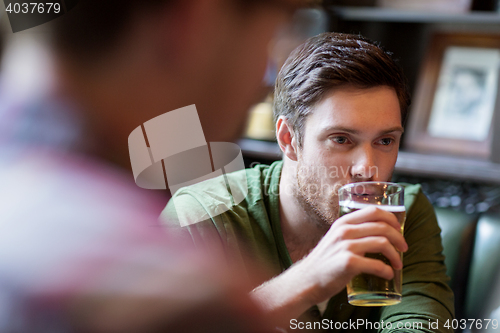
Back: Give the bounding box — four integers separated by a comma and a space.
338, 222, 408, 252
336, 206, 402, 231
345, 237, 403, 270
350, 255, 395, 280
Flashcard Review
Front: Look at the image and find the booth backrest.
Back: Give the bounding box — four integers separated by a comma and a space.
435, 208, 500, 332
464, 214, 500, 325
435, 207, 477, 320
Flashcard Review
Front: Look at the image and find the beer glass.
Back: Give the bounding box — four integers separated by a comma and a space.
338, 182, 405, 306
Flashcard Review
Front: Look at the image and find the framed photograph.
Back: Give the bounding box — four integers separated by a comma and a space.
377, 0, 472, 14
405, 33, 500, 159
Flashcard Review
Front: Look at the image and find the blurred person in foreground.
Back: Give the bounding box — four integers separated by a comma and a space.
0, 0, 310, 331
163, 33, 455, 332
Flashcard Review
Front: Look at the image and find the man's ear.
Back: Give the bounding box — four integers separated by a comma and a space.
276, 116, 298, 161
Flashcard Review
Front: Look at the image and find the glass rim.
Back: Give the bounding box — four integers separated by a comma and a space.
338, 181, 404, 193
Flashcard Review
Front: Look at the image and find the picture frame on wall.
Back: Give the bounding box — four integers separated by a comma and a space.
405, 32, 500, 160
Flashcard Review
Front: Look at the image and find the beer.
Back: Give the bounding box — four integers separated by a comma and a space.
339, 201, 406, 306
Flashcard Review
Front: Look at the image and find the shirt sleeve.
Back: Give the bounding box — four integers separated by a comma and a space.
377, 185, 455, 333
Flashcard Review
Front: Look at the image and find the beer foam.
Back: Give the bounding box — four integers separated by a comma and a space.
339, 201, 405, 212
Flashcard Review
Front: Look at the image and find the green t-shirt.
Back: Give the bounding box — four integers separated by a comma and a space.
161, 161, 454, 332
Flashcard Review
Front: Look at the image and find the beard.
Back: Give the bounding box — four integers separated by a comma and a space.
295, 159, 342, 229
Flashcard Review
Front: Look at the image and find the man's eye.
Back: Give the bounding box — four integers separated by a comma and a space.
331, 136, 349, 144
379, 138, 394, 146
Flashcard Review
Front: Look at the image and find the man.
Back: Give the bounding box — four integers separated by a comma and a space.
162, 33, 455, 332
0, 0, 307, 331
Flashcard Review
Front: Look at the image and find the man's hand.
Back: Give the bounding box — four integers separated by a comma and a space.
251, 206, 408, 322
298, 206, 407, 304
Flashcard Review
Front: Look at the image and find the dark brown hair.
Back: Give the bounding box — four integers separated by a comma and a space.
274, 32, 411, 147
52, 0, 315, 64
52, 0, 171, 63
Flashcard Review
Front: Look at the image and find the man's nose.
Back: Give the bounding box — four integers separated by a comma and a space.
350, 145, 377, 181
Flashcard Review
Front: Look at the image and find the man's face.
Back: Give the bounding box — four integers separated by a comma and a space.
295, 86, 404, 225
